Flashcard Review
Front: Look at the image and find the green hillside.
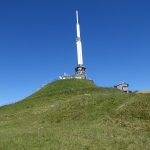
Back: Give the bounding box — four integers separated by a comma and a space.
0, 79, 150, 150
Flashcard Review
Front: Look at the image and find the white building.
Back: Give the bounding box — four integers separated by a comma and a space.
114, 82, 129, 93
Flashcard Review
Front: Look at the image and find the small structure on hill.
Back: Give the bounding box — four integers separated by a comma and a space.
114, 82, 129, 93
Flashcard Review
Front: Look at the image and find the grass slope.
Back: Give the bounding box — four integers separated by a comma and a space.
0, 79, 150, 150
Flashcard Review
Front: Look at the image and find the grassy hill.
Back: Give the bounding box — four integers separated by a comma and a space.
0, 79, 150, 150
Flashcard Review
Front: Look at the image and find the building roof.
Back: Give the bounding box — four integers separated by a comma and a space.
115, 82, 129, 87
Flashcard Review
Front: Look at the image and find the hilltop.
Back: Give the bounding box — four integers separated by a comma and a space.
0, 79, 150, 150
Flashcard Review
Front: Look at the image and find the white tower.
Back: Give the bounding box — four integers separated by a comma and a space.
75, 11, 86, 79
76, 10, 83, 65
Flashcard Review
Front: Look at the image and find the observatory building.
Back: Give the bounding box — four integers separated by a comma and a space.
60, 11, 86, 80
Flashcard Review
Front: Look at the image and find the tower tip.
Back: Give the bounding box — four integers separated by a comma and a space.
76, 10, 79, 23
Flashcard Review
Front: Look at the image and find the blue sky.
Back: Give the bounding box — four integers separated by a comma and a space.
0, 0, 150, 106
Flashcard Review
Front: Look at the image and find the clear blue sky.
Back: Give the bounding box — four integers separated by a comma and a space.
0, 0, 150, 106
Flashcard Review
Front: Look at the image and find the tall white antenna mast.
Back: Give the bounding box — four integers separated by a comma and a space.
75, 10, 86, 79
76, 10, 83, 65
